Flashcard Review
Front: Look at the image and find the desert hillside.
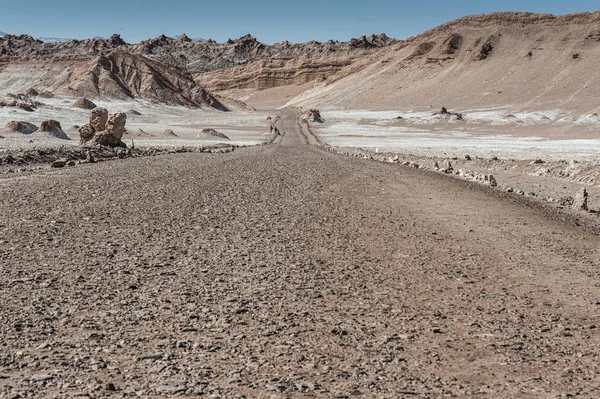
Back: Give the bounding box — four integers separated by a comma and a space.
0, 33, 396, 103
287, 12, 600, 113
2, 12, 600, 113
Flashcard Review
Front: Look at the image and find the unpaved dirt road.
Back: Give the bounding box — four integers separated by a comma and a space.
1, 110, 600, 398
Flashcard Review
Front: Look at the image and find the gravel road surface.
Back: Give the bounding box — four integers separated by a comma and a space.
1, 111, 599, 398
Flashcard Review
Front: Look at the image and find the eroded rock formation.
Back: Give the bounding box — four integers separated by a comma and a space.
78, 107, 127, 147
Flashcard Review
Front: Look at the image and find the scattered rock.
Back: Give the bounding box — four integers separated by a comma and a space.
572, 188, 588, 211
37, 120, 70, 140
200, 128, 230, 140
51, 159, 68, 168
128, 109, 142, 115
4, 121, 38, 134
301, 109, 324, 123
17, 103, 34, 112
38, 91, 54, 98
86, 150, 96, 163
163, 129, 178, 137
443, 160, 453, 172
558, 196, 574, 207
136, 353, 165, 360
105, 383, 116, 391
72, 97, 97, 110
31, 374, 54, 382
154, 385, 188, 394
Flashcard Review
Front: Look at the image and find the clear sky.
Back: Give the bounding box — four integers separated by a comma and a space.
0, 0, 598, 43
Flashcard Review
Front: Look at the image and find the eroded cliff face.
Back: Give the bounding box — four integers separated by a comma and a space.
0, 32, 397, 102
194, 53, 361, 91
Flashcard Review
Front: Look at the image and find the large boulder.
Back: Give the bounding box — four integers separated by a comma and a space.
78, 107, 108, 142
73, 97, 97, 110
4, 121, 38, 134
79, 109, 127, 147
37, 120, 69, 140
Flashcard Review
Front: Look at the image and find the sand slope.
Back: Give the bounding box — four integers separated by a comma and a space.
288, 12, 600, 114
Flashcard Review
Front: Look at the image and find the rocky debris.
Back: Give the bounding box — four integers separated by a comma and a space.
177, 34, 192, 43
436, 107, 463, 121
79, 108, 127, 147
51, 159, 68, 168
25, 88, 39, 96
301, 109, 324, 123
72, 97, 97, 109
572, 188, 589, 211
200, 128, 230, 140
31, 374, 54, 382
36, 120, 69, 140
0, 99, 38, 112
128, 109, 142, 115
443, 160, 453, 173
107, 33, 127, 47
38, 91, 54, 98
348, 33, 396, 49
163, 129, 178, 137
0, 143, 238, 169
3, 121, 38, 134
153, 385, 188, 394
442, 33, 464, 54
475, 36, 496, 60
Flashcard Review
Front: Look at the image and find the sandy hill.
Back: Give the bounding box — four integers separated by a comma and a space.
287, 12, 600, 113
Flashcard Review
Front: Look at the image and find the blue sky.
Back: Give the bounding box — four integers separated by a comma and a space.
0, 0, 598, 43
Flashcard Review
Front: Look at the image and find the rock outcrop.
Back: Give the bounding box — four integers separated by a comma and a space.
163, 129, 178, 137
301, 109, 324, 123
200, 128, 229, 140
36, 120, 69, 140
0, 32, 398, 94
72, 97, 97, 109
572, 188, 589, 211
78, 108, 127, 147
3, 121, 38, 134
48, 51, 228, 110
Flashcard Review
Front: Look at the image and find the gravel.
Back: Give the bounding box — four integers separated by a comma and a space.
0, 110, 599, 398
